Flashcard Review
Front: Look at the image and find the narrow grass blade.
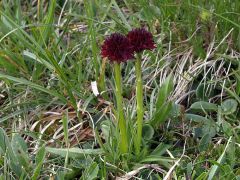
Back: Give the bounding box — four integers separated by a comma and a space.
0, 73, 66, 102
46, 147, 104, 158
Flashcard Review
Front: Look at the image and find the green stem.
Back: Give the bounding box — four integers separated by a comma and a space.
135, 54, 144, 155
114, 62, 128, 154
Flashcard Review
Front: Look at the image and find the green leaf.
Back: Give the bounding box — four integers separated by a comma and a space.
196, 172, 208, 180
32, 146, 46, 180
234, 72, 240, 96
226, 139, 235, 167
156, 75, 173, 108
141, 155, 175, 163
23, 51, 54, 70
193, 127, 203, 138
196, 84, 214, 101
222, 86, 240, 104
185, 114, 210, 123
150, 75, 174, 127
46, 147, 104, 158
150, 101, 172, 127
62, 112, 69, 146
62, 112, 69, 168
112, 0, 131, 31
0, 128, 21, 176
11, 134, 31, 170
142, 124, 154, 140
100, 121, 111, 142
221, 99, 238, 115
190, 101, 218, 112
151, 143, 171, 156
11, 134, 28, 153
81, 162, 99, 180
41, 0, 56, 43
198, 133, 211, 152
221, 164, 236, 179
222, 120, 232, 136
202, 120, 217, 138
170, 103, 182, 118
187, 162, 193, 177
140, 5, 161, 21
35, 146, 46, 165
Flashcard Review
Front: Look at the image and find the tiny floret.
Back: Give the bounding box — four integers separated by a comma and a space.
101, 33, 134, 63
127, 28, 155, 53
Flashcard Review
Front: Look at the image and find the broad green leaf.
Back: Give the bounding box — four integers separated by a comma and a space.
170, 103, 182, 118
142, 124, 154, 140
32, 146, 46, 180
11, 134, 28, 152
0, 128, 15, 159
202, 120, 217, 138
198, 133, 211, 152
185, 114, 209, 123
11, 134, 30, 171
151, 143, 171, 156
141, 155, 174, 163
150, 75, 174, 127
156, 75, 173, 108
222, 120, 232, 136
0, 128, 21, 176
81, 162, 99, 180
190, 101, 218, 112
221, 99, 238, 115
35, 146, 46, 165
150, 101, 172, 127
193, 127, 203, 138
46, 147, 104, 158
101, 121, 111, 142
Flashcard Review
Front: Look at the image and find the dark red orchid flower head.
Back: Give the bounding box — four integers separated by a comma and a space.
127, 28, 155, 53
101, 33, 134, 63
